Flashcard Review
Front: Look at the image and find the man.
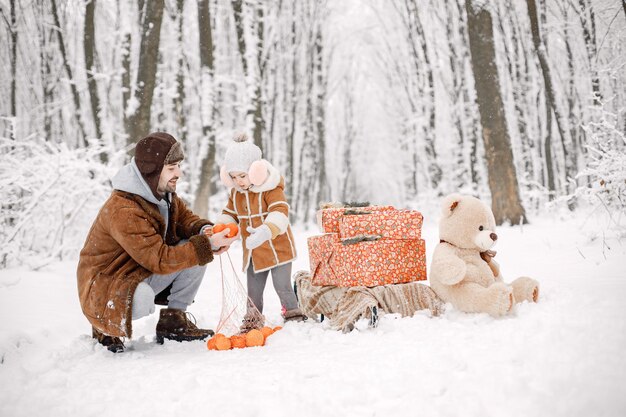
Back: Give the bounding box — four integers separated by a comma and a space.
77, 132, 237, 353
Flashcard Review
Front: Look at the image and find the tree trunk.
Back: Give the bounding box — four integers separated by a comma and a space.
125, 0, 165, 148
37, 0, 53, 140
577, 0, 601, 106
9, 0, 17, 138
404, 0, 441, 191
83, 0, 107, 163
173, 0, 187, 144
465, 0, 527, 225
314, 28, 328, 206
527, 0, 570, 198
286, 4, 298, 211
193, 0, 217, 217
232, 0, 264, 151
121, 31, 131, 125
410, 0, 441, 190
50, 0, 88, 146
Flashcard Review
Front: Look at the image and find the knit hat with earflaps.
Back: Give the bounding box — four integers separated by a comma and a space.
135, 132, 184, 200
222, 133, 262, 173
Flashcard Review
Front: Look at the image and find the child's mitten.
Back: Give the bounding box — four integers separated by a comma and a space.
246, 224, 272, 249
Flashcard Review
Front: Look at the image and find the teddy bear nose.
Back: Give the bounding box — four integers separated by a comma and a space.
490, 233, 498, 241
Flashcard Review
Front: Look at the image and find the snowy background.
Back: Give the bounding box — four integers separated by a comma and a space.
1, 0, 626, 415
1, 211, 625, 417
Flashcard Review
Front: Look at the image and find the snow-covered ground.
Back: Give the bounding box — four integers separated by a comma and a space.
1, 210, 625, 417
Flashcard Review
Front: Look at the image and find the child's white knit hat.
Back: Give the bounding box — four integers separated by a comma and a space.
222, 133, 262, 173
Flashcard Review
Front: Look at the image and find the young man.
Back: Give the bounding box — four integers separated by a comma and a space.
77, 132, 237, 352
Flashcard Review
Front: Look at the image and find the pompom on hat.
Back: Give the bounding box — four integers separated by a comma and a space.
134, 132, 184, 200
220, 133, 268, 187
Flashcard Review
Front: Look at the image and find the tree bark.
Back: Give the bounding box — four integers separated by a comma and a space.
125, 0, 164, 148
232, 0, 264, 151
50, 0, 88, 146
9, 0, 17, 135
193, 0, 217, 217
577, 0, 601, 106
173, 0, 187, 144
286, 3, 298, 210
465, 0, 527, 224
527, 0, 570, 198
83, 0, 107, 163
121, 31, 131, 124
314, 27, 328, 206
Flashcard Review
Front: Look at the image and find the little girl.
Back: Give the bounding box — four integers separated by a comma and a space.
216, 133, 305, 329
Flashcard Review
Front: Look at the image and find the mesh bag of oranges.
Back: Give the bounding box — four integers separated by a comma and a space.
207, 252, 282, 351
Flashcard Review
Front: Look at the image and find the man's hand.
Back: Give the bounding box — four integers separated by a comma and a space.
246, 224, 272, 249
213, 245, 231, 256
207, 229, 239, 253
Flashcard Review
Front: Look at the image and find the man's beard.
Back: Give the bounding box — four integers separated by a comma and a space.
165, 178, 178, 193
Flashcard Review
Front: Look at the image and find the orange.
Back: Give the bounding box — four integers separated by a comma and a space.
260, 326, 274, 338
273, 326, 282, 332
207, 337, 217, 350
224, 223, 239, 238
245, 329, 265, 347
212, 224, 226, 234
212, 223, 239, 238
215, 336, 232, 351
230, 335, 247, 349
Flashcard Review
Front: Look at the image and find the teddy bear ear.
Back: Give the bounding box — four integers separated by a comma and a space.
441, 193, 463, 218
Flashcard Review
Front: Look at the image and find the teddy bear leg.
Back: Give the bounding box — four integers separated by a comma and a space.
510, 277, 539, 303
444, 282, 513, 317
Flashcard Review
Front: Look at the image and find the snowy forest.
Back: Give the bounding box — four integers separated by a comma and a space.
1, 0, 625, 267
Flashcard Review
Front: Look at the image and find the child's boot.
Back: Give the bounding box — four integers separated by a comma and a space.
240, 311, 265, 333
283, 308, 307, 322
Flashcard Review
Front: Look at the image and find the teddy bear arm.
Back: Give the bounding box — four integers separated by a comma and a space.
431, 255, 466, 285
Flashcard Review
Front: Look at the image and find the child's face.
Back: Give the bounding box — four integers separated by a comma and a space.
230, 171, 252, 190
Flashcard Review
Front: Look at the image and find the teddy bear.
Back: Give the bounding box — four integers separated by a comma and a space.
429, 194, 539, 317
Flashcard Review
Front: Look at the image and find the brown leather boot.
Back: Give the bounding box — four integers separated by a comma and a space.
92, 327, 125, 353
155, 308, 214, 344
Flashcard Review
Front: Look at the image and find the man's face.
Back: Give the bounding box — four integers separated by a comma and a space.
157, 162, 182, 195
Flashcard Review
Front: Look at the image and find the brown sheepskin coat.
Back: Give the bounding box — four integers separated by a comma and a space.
77, 191, 213, 338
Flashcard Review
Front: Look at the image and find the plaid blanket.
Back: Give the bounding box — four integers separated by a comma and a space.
294, 270, 444, 332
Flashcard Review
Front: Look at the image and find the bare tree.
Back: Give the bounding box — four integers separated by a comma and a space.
8, 0, 17, 139
83, 0, 107, 163
527, 0, 572, 199
403, 0, 441, 191
232, 0, 265, 150
465, 0, 526, 224
50, 0, 88, 146
125, 0, 165, 147
193, 0, 217, 217
314, 24, 329, 207
173, 0, 187, 144
576, 0, 601, 105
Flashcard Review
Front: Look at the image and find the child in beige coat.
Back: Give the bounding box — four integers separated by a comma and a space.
216, 133, 305, 328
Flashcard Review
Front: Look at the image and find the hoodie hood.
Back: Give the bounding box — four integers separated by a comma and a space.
111, 158, 170, 234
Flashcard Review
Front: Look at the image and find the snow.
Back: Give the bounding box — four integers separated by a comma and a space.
1, 211, 625, 417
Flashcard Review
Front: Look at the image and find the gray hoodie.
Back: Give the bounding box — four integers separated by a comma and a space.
111, 158, 171, 238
